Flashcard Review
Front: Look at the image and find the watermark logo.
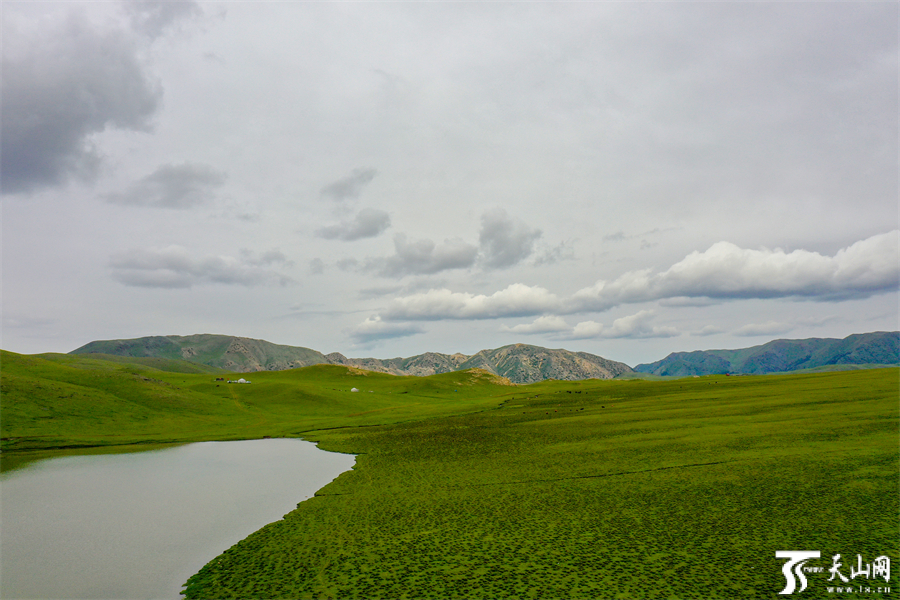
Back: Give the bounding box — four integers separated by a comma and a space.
776, 551, 820, 594
777, 551, 891, 595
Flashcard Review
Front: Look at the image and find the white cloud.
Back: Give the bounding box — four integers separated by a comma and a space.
347, 316, 424, 344
694, 325, 725, 337
500, 315, 570, 334
568, 320, 605, 339
564, 311, 680, 340
371, 232, 898, 328
571, 231, 900, 310
734, 321, 794, 337
500, 311, 681, 340
384, 284, 560, 321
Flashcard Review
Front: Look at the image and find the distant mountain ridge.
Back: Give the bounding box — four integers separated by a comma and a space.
71, 334, 329, 374
71, 336, 632, 384
70, 331, 898, 382
327, 344, 632, 384
634, 332, 899, 376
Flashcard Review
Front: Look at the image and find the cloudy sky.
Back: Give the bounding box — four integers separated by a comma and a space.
2, 1, 897, 367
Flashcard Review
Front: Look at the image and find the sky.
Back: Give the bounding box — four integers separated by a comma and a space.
2, 1, 898, 367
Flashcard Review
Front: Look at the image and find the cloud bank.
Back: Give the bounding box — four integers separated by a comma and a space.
571, 230, 899, 310
378, 231, 899, 321
502, 311, 680, 340
384, 283, 560, 321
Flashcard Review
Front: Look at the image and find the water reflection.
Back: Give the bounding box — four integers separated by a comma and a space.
0, 438, 355, 599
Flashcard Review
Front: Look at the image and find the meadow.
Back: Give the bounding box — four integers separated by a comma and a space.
1, 350, 897, 598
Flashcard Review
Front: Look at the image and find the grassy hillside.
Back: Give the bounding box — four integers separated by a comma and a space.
2, 350, 896, 598
0, 350, 510, 466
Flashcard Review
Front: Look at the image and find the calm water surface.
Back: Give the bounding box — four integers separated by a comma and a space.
0, 438, 355, 599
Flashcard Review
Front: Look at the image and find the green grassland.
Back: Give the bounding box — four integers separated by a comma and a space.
1, 350, 897, 598
0, 350, 512, 468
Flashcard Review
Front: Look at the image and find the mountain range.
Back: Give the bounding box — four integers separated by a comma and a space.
633, 331, 899, 376
70, 335, 632, 383
70, 331, 898, 383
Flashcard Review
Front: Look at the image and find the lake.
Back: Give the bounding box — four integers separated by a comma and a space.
0, 438, 356, 599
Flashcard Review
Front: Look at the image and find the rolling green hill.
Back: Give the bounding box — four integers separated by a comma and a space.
634, 331, 899, 376
0, 349, 512, 460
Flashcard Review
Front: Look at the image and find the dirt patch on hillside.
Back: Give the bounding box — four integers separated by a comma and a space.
466, 368, 516, 386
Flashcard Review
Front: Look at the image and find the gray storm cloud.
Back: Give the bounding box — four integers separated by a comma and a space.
110, 246, 292, 289
122, 0, 203, 38
241, 249, 293, 267
320, 168, 378, 202
374, 234, 479, 277
317, 208, 391, 241
346, 210, 543, 278
1, 12, 162, 194
478, 208, 542, 269
105, 163, 227, 208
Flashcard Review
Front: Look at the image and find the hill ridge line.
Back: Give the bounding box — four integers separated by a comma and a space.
69, 331, 898, 382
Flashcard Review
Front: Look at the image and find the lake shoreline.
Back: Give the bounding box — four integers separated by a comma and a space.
1, 438, 356, 599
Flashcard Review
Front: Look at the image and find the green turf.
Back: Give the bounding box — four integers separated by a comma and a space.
1, 350, 896, 598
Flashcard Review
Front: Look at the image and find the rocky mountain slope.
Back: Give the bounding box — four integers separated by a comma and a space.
634, 331, 899, 376
328, 344, 632, 384
72, 336, 631, 383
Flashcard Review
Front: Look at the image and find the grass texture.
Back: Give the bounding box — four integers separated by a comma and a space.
183, 370, 897, 599
1, 350, 896, 598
